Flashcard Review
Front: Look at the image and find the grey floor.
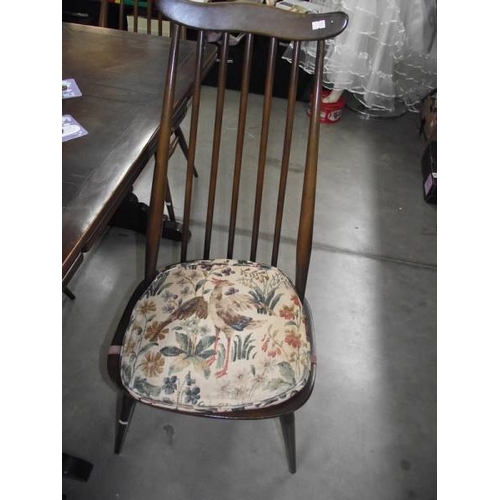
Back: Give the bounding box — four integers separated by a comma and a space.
62, 87, 437, 500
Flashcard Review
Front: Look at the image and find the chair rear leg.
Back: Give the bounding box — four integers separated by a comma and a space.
154, 150, 177, 223
175, 127, 199, 178
279, 412, 297, 473
164, 179, 176, 222
114, 394, 136, 454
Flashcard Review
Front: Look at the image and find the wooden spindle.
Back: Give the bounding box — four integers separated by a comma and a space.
250, 37, 277, 262
118, 1, 124, 30
133, 0, 139, 32
147, 0, 152, 34
295, 40, 325, 300
227, 33, 254, 259
272, 41, 300, 267
203, 32, 229, 259
145, 23, 181, 283
181, 31, 206, 262
98, 0, 108, 27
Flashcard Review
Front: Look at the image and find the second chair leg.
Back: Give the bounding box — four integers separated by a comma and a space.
175, 127, 199, 178
164, 179, 176, 222
279, 412, 297, 473
114, 394, 136, 454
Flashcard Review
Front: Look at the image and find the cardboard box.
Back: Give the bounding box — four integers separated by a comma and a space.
422, 141, 437, 204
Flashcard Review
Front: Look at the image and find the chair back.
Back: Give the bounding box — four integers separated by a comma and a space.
99, 0, 168, 35
147, 0, 348, 300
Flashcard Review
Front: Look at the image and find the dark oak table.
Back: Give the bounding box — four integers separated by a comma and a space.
62, 22, 216, 286
62, 21, 216, 483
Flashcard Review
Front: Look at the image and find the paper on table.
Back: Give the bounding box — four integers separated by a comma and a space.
62, 78, 82, 99
62, 115, 88, 142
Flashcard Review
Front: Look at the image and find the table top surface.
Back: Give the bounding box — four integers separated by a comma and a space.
62, 22, 216, 280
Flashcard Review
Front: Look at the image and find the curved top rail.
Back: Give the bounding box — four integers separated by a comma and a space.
156, 0, 348, 41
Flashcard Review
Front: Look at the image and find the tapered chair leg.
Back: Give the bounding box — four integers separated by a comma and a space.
175, 127, 199, 178
114, 394, 136, 454
279, 412, 297, 473
164, 179, 176, 222
155, 149, 177, 223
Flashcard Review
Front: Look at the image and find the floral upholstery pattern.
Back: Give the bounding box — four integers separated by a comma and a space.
120, 259, 311, 413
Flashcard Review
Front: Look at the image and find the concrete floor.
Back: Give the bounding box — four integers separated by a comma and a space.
62, 87, 437, 500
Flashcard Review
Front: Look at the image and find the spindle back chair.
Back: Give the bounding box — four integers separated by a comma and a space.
99, 0, 169, 35
107, 0, 348, 473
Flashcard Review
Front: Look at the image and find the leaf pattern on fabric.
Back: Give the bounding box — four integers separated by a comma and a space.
120, 259, 311, 412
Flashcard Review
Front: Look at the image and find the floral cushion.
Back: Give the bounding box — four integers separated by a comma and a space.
120, 259, 311, 413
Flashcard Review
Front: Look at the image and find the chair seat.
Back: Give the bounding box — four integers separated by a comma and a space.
120, 259, 312, 413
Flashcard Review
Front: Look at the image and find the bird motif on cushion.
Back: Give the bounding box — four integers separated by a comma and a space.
207, 278, 265, 378
147, 274, 270, 378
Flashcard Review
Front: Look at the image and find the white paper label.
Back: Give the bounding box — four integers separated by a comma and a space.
312, 20, 326, 30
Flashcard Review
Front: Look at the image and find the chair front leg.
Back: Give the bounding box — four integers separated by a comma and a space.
279, 412, 297, 473
114, 393, 137, 454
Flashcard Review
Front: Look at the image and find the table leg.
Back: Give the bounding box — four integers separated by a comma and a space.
109, 192, 188, 242
64, 288, 76, 300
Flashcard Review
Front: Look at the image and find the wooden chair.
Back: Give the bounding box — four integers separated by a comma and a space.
107, 0, 348, 473
98, 0, 197, 226
99, 0, 175, 36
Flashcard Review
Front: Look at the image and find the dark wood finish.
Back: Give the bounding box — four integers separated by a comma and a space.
186, 28, 314, 101
159, 0, 348, 41
180, 32, 206, 262
228, 33, 254, 259
98, 0, 195, 208
296, 38, 326, 300
99, 0, 165, 36
250, 35, 277, 261
62, 23, 216, 283
115, 394, 137, 454
272, 41, 301, 266
98, 0, 107, 26
63, 288, 76, 300
99, 0, 184, 38
106, 0, 348, 472
62, 251, 83, 289
280, 413, 297, 473
203, 31, 230, 260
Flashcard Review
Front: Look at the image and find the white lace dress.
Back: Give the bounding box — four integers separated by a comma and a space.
282, 0, 437, 112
